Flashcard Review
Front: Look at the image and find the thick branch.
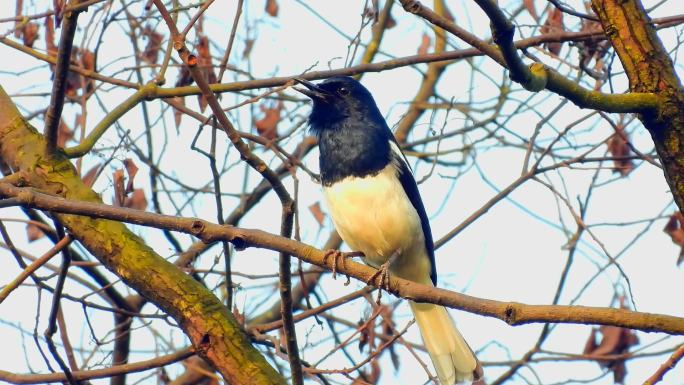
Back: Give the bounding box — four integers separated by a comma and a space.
0, 86, 286, 385
591, 0, 684, 212
151, 2, 301, 383
3, 183, 684, 335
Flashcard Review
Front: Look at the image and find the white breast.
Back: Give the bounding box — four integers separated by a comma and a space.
323, 163, 431, 281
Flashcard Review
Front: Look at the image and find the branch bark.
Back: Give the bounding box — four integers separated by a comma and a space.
3, 182, 684, 336
590, 0, 684, 212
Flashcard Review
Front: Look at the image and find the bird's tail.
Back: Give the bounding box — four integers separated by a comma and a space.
409, 301, 481, 384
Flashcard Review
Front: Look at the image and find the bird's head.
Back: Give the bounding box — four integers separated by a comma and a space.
294, 76, 381, 130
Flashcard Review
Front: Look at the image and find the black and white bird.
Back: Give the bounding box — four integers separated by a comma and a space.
294, 76, 482, 384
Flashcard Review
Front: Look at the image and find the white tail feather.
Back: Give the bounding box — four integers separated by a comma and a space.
409, 301, 479, 384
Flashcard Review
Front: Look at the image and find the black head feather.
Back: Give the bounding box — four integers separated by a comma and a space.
295, 77, 393, 184
296, 77, 386, 132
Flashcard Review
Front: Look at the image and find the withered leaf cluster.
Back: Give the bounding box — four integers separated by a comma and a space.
583, 298, 639, 383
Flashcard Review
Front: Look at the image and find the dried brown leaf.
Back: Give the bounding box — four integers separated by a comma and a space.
369, 358, 381, 384
80, 49, 95, 70
541, 7, 564, 55
141, 26, 164, 64
308, 202, 326, 227
664, 212, 684, 244
175, 66, 193, 87
524, 0, 538, 21
113, 169, 126, 206
583, 300, 639, 383
254, 101, 283, 140
197, 96, 207, 113
79, 49, 95, 94
583, 328, 598, 355
265, 0, 279, 17
173, 96, 185, 128
607, 125, 634, 176
123, 189, 147, 210
590, 325, 622, 357
417, 32, 431, 56
242, 39, 255, 59
232, 305, 245, 326
56, 118, 74, 148
64, 71, 81, 97
26, 223, 45, 242
198, 39, 216, 86
81, 163, 101, 187
664, 211, 684, 266
123, 158, 139, 193
196, 35, 216, 112
358, 317, 373, 353
579, 13, 610, 70
21, 22, 40, 48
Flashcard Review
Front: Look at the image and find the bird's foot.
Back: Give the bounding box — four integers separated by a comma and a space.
322, 250, 365, 285
367, 251, 399, 304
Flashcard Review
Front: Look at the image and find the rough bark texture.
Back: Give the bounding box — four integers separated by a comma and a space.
0, 86, 286, 385
592, 0, 684, 210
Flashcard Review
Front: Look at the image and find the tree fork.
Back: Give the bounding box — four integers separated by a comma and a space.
592, 0, 684, 211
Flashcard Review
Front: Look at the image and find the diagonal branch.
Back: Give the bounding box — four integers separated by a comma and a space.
44, 2, 82, 151
0, 85, 286, 385
150, 2, 302, 384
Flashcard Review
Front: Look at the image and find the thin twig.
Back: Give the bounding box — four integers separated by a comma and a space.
43, 223, 77, 385
217, 0, 243, 82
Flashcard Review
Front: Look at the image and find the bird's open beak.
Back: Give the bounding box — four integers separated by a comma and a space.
293, 77, 329, 101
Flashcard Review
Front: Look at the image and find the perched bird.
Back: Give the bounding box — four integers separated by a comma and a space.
294, 76, 482, 384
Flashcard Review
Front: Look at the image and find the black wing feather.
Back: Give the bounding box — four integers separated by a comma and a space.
390, 139, 437, 286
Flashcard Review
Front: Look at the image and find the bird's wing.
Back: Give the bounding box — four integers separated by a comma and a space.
389, 139, 437, 285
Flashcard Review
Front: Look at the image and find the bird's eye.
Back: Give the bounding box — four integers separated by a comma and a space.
338, 87, 350, 96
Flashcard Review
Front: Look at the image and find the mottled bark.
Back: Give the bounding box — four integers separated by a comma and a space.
592, 0, 684, 211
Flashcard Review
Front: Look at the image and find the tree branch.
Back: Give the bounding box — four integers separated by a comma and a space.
591, 0, 684, 212
43, 2, 82, 151
0, 348, 194, 384
3, 182, 684, 336
0, 85, 286, 385
398, 0, 660, 113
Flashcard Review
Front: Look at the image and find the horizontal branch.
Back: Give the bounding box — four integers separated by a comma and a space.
2, 182, 684, 335
2, 14, 682, 115
0, 348, 193, 384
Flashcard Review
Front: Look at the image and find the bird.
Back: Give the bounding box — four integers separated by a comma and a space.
294, 76, 482, 384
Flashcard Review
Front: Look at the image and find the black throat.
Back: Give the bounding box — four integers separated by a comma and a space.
314, 117, 392, 186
